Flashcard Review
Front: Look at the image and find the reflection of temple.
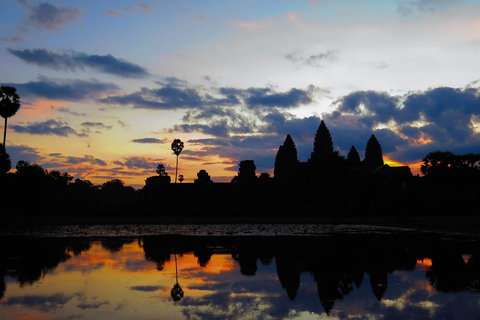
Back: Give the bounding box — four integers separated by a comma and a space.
2, 234, 480, 315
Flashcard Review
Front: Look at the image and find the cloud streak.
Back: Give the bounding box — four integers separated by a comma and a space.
11, 119, 87, 137
101, 84, 315, 111
1, 1, 81, 42
8, 48, 149, 78
3, 75, 119, 102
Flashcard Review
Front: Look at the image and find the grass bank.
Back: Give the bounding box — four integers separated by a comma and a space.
2, 215, 480, 235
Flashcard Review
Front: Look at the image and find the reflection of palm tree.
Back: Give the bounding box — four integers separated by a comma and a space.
171, 252, 184, 301
171, 139, 184, 183
0, 86, 21, 148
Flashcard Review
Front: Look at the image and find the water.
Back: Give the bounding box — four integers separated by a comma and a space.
1, 225, 479, 319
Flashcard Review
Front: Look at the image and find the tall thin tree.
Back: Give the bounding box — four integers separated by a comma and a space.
171, 139, 184, 183
0, 86, 21, 148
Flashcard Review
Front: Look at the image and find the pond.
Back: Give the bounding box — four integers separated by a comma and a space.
1, 225, 480, 319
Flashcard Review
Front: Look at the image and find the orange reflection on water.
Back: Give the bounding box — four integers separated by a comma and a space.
164, 253, 237, 275
65, 241, 157, 274
416, 258, 433, 268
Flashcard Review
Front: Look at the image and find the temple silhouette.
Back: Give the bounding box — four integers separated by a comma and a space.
2, 119, 479, 216
273, 120, 412, 185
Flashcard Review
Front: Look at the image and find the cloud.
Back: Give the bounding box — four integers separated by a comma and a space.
101, 85, 314, 111
57, 107, 86, 117
3, 75, 119, 102
131, 138, 166, 144
243, 87, 314, 109
20, 0, 82, 31
1, 293, 73, 311
114, 156, 158, 170
130, 285, 164, 292
2, 1, 81, 42
6, 144, 44, 165
81, 122, 113, 130
105, 3, 153, 16
328, 85, 480, 163
397, 0, 463, 16
66, 155, 107, 166
8, 48, 150, 78
285, 50, 336, 67
11, 119, 87, 137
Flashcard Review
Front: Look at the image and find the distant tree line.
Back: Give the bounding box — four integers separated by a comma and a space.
1, 156, 137, 216
1, 144, 480, 216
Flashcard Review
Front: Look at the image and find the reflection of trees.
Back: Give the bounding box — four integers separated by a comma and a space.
101, 239, 134, 253
0, 238, 73, 299
171, 252, 184, 302
427, 249, 480, 293
3, 233, 480, 314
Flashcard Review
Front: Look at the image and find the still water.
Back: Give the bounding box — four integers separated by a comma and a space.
1, 227, 480, 319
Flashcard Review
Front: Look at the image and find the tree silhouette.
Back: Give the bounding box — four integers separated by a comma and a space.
171, 139, 184, 183
156, 163, 168, 176
0, 143, 11, 175
0, 86, 21, 148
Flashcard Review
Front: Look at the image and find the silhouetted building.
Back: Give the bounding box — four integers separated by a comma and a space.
236, 160, 257, 184
274, 134, 299, 183
310, 120, 334, 163
274, 120, 411, 185
194, 169, 213, 185
347, 145, 361, 167
364, 134, 384, 171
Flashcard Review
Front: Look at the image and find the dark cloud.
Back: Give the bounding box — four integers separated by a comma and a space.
0, 293, 73, 311
2, 0, 81, 42
114, 156, 158, 170
285, 50, 336, 67
8, 48, 149, 78
6, 144, 44, 165
3, 75, 119, 102
244, 87, 313, 109
101, 85, 314, 110
130, 285, 164, 292
20, 0, 81, 31
328, 86, 480, 163
76, 300, 109, 310
81, 122, 112, 130
131, 138, 167, 144
66, 155, 107, 166
57, 107, 86, 117
11, 119, 86, 137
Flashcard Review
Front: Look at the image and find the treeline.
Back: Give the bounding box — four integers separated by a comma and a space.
1, 147, 479, 217
1, 159, 138, 216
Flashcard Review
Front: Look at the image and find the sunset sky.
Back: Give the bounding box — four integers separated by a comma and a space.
2, 0, 480, 187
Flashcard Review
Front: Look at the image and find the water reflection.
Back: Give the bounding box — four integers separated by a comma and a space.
0, 232, 480, 319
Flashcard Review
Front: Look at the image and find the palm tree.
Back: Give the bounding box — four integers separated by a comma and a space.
0, 86, 21, 148
171, 139, 184, 183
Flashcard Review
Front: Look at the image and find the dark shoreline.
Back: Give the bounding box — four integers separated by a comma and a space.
2, 215, 480, 236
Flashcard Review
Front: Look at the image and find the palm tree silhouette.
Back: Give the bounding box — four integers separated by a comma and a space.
171, 139, 184, 184
171, 252, 184, 301
0, 86, 21, 148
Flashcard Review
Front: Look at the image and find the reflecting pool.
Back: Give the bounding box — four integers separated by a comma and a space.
1, 228, 480, 319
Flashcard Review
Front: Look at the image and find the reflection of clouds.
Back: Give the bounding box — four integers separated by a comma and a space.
64, 242, 156, 274
0, 293, 74, 311
130, 285, 165, 292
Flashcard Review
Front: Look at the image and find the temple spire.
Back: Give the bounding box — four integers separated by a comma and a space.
364, 134, 384, 169
310, 120, 334, 162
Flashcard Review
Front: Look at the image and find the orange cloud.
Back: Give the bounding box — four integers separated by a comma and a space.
21, 99, 69, 118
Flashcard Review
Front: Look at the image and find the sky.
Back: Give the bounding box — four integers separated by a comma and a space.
1, 0, 480, 187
